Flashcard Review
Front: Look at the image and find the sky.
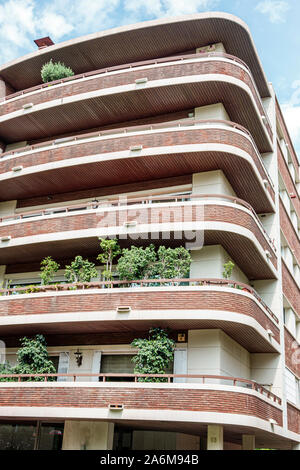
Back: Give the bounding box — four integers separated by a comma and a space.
0, 0, 299, 157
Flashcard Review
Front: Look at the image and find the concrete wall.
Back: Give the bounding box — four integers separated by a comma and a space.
190, 245, 249, 284
62, 421, 114, 450
194, 103, 229, 121
192, 169, 236, 197
251, 354, 282, 397
0, 200, 17, 218
187, 329, 251, 381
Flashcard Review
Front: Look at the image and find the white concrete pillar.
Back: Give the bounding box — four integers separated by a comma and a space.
62, 421, 114, 450
207, 425, 223, 450
292, 442, 300, 450
242, 434, 255, 450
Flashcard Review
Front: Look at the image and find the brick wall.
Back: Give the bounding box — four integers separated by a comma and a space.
0, 60, 272, 141
280, 201, 300, 266
285, 327, 300, 378
1, 127, 274, 205
287, 402, 300, 434
0, 203, 277, 269
0, 386, 283, 425
282, 261, 300, 319
278, 144, 300, 219
0, 289, 280, 343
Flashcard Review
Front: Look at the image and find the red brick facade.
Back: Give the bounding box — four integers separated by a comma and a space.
0, 385, 283, 425
285, 327, 300, 378
0, 203, 277, 269
0, 127, 274, 204
282, 261, 300, 319
0, 288, 280, 343
287, 402, 300, 434
0, 60, 272, 141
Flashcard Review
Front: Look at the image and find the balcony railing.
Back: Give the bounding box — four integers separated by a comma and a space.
0, 278, 279, 324
0, 51, 272, 142
0, 118, 274, 189
0, 52, 255, 101
0, 193, 276, 251
0, 373, 281, 404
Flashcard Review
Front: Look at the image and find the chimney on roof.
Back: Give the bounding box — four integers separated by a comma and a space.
34, 37, 54, 49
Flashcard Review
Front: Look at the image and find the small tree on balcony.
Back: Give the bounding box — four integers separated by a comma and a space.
41, 59, 74, 83
97, 238, 121, 282
223, 260, 235, 280
117, 245, 157, 281
0, 335, 56, 382
65, 256, 98, 283
131, 328, 175, 382
156, 246, 191, 280
40, 256, 60, 285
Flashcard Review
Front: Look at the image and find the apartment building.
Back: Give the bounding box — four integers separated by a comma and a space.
0, 12, 299, 450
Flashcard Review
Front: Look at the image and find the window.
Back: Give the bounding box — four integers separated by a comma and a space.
100, 354, 135, 381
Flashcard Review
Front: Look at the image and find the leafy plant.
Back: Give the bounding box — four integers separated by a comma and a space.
131, 328, 175, 382
40, 256, 60, 285
0, 335, 56, 382
156, 246, 191, 280
65, 256, 98, 283
223, 260, 235, 280
117, 245, 157, 281
41, 59, 74, 83
97, 238, 121, 282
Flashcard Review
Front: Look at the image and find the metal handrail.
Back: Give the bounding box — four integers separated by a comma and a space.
0, 50, 272, 135
1, 52, 251, 102
0, 372, 281, 404
0, 278, 279, 324
0, 193, 276, 251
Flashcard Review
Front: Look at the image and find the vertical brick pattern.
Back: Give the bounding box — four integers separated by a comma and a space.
284, 328, 300, 378
282, 261, 300, 319
287, 402, 300, 434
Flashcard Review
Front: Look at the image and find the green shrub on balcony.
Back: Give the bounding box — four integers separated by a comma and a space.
0, 335, 56, 382
40, 256, 60, 285
116, 245, 191, 283
131, 328, 175, 383
41, 59, 74, 83
65, 255, 98, 283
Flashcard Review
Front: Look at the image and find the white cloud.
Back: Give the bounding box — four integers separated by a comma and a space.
0, 0, 120, 64
255, 0, 290, 24
124, 0, 219, 18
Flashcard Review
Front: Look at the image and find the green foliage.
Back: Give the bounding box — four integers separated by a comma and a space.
40, 256, 60, 285
131, 328, 175, 382
97, 238, 121, 281
0, 335, 56, 382
223, 260, 235, 280
117, 245, 157, 281
156, 246, 191, 280
117, 245, 191, 282
0, 362, 17, 382
41, 59, 74, 83
65, 256, 98, 283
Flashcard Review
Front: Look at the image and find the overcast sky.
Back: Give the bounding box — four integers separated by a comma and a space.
0, 0, 299, 157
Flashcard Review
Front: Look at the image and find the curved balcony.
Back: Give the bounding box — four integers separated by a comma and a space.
0, 53, 272, 151
0, 375, 283, 439
0, 195, 277, 277
0, 13, 270, 97
0, 120, 275, 212
0, 278, 280, 352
